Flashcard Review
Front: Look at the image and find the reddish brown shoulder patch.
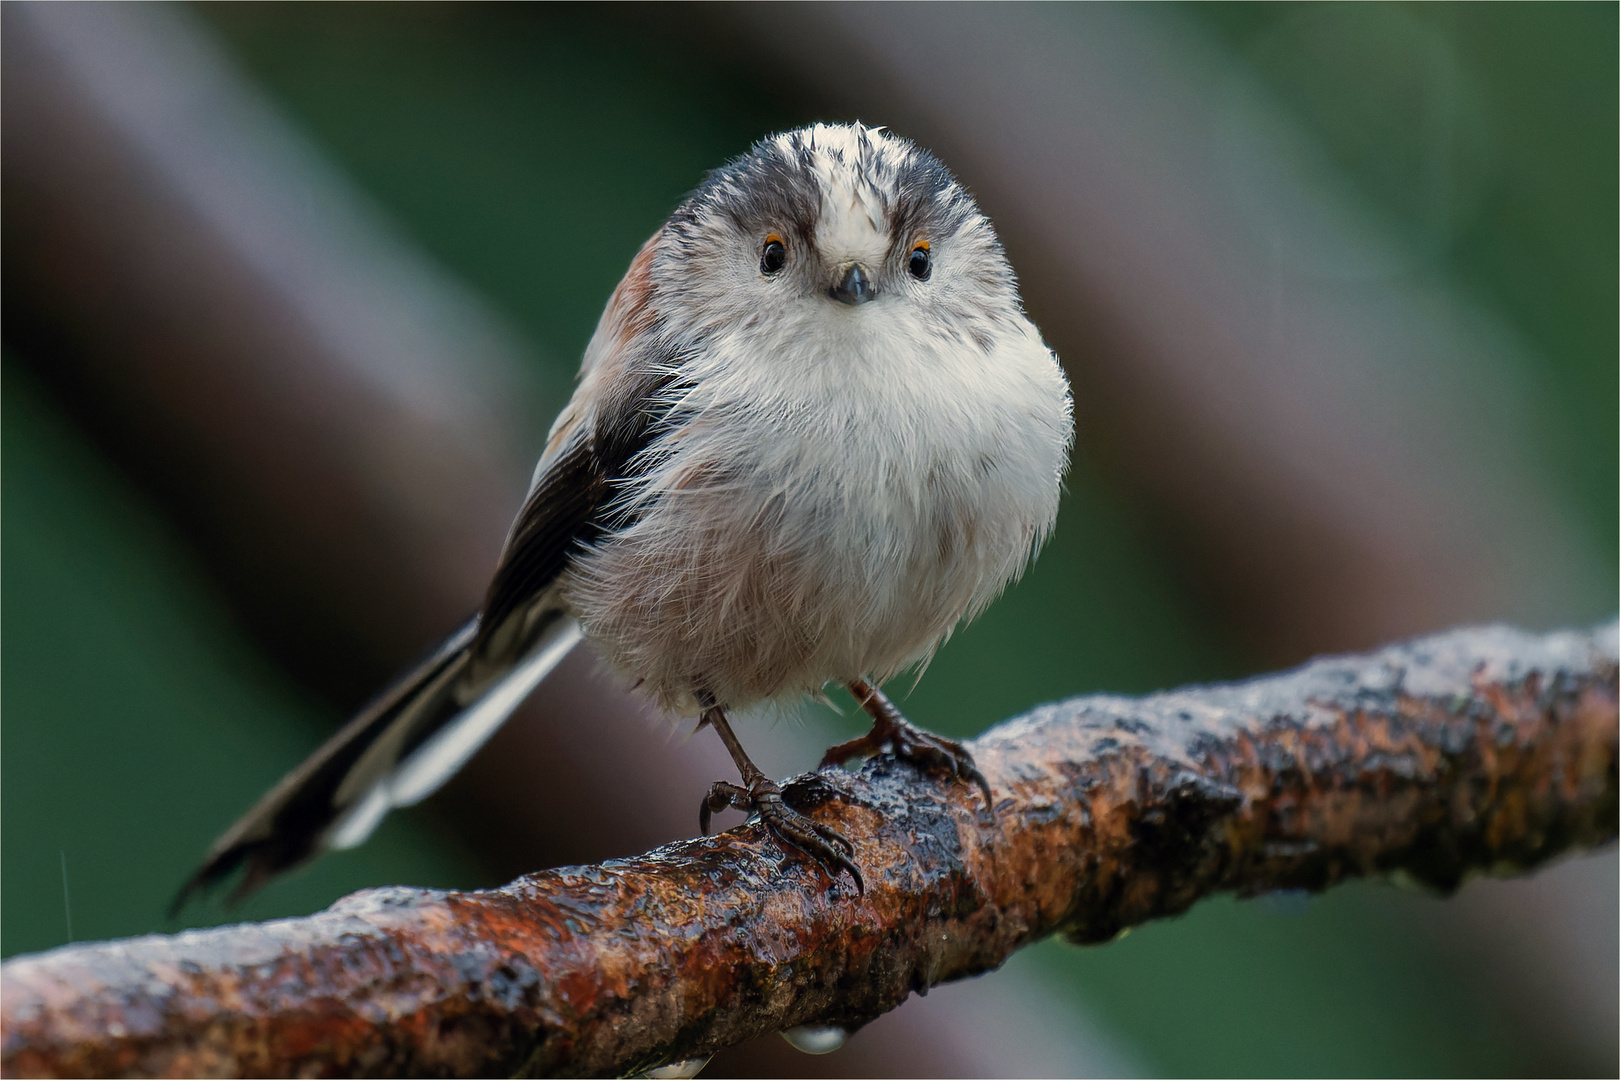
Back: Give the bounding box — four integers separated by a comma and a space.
603, 231, 660, 352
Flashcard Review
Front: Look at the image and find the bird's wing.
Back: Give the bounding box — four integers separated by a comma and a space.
477, 228, 673, 653
176, 231, 675, 910
476, 423, 612, 650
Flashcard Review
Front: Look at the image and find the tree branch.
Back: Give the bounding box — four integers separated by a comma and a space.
4, 621, 1616, 1079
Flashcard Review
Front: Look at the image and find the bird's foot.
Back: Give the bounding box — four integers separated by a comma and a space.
822, 681, 994, 808
700, 777, 863, 894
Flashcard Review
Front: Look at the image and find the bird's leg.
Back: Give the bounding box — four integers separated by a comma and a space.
821, 678, 994, 807
697, 698, 862, 893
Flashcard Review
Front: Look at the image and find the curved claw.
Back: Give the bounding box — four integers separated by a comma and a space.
823, 711, 995, 812
700, 780, 753, 836
754, 786, 864, 894
700, 778, 864, 895
894, 729, 994, 810
766, 811, 864, 895
802, 838, 864, 896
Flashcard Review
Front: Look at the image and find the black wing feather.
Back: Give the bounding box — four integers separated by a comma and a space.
177, 354, 677, 911
478, 365, 677, 647
478, 432, 608, 644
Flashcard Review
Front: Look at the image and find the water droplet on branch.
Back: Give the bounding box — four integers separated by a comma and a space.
781, 1024, 850, 1054
640, 1054, 712, 1078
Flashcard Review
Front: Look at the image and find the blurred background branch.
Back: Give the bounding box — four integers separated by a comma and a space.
4, 620, 1614, 1080
3, 2, 1614, 1075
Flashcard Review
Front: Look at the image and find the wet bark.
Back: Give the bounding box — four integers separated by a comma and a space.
4, 620, 1616, 1079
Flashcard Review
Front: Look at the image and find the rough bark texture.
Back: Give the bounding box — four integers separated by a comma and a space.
4, 621, 1616, 1079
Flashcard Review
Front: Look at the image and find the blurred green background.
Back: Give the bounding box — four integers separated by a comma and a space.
3, 4, 1614, 1076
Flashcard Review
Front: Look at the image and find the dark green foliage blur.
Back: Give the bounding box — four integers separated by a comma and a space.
3, 5, 1612, 1076
1192, 1, 1618, 570
0, 360, 488, 950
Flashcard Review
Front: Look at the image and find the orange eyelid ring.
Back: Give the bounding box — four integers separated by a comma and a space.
912, 239, 930, 252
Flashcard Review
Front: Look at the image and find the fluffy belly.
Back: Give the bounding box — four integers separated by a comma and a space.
561, 441, 1040, 715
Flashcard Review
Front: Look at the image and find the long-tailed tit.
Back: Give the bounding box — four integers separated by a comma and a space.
178, 122, 1072, 904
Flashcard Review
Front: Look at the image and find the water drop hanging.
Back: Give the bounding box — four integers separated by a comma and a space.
781, 1024, 850, 1055
640, 1054, 712, 1078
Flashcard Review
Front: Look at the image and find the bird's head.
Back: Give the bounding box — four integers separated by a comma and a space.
653, 123, 1023, 356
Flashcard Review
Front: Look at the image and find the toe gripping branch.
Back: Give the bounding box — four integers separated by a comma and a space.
692, 679, 994, 897
821, 678, 995, 808
695, 700, 863, 894
700, 778, 864, 894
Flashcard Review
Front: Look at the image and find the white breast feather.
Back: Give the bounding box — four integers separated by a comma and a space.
563, 294, 1071, 716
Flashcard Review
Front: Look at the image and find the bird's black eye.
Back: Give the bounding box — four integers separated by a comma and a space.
908, 241, 932, 281
761, 234, 786, 275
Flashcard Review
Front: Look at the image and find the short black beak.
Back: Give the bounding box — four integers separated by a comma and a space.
830, 262, 875, 305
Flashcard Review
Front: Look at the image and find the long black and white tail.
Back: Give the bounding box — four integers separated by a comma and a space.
173, 612, 581, 911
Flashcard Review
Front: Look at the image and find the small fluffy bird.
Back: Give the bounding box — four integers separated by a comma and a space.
178, 122, 1072, 904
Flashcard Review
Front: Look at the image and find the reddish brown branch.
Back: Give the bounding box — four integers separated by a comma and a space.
4, 621, 1616, 1079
